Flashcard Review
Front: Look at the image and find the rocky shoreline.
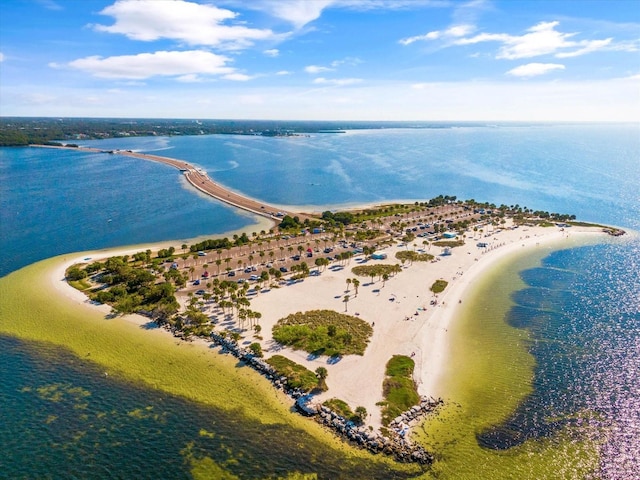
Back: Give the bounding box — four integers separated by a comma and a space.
208, 331, 440, 465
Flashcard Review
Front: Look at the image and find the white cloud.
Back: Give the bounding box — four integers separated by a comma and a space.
276, 70, 292, 75
506, 63, 565, 77
405, 20, 615, 60
93, 0, 278, 49
305, 65, 334, 74
245, 0, 444, 30
555, 39, 612, 58
264, 48, 280, 57
176, 74, 203, 83
223, 73, 252, 81
0, 52, 4, 62
400, 24, 475, 45
455, 21, 613, 60
313, 77, 362, 86
241, 0, 337, 29
64, 50, 235, 80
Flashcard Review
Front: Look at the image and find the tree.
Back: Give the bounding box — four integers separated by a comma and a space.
343, 294, 350, 312
249, 342, 263, 357
315, 366, 328, 391
354, 406, 367, 424
352, 278, 360, 296
345, 278, 351, 292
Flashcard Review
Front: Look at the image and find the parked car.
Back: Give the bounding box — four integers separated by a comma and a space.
279, 267, 288, 273
228, 271, 236, 277
193, 279, 200, 285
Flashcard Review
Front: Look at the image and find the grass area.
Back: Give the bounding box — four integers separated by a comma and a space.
265, 355, 319, 392
323, 398, 354, 418
380, 355, 420, 426
351, 264, 401, 280
430, 279, 448, 294
395, 251, 435, 263
272, 310, 373, 357
432, 240, 465, 248
68, 278, 92, 291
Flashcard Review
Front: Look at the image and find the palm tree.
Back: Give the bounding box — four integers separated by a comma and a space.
343, 294, 350, 312
352, 278, 360, 296
346, 278, 351, 292
315, 366, 328, 390
382, 273, 389, 287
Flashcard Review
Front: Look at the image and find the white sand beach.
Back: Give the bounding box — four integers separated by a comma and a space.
50, 220, 605, 429
248, 222, 604, 427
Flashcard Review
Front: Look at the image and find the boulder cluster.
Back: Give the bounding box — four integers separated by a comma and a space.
312, 401, 439, 464
208, 331, 441, 465
210, 331, 308, 398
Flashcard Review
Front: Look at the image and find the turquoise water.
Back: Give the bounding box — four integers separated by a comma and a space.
1, 123, 639, 478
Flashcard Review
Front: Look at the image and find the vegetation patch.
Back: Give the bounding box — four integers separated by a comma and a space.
380, 355, 420, 426
395, 251, 434, 263
432, 240, 465, 248
68, 255, 180, 319
272, 310, 373, 357
323, 398, 367, 425
430, 279, 448, 294
265, 355, 319, 392
351, 264, 402, 281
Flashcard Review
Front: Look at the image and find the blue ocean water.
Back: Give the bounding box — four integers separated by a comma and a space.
1, 123, 639, 478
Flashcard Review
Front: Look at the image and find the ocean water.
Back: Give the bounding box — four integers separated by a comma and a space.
1, 123, 639, 478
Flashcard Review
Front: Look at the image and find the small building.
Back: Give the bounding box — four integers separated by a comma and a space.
443, 231, 457, 239
371, 252, 387, 260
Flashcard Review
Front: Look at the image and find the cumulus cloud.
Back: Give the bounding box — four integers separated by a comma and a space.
93, 0, 277, 49
264, 48, 280, 57
0, 52, 4, 62
506, 63, 565, 77
63, 50, 235, 80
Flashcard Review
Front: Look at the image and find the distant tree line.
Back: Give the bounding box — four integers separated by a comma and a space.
0, 117, 483, 147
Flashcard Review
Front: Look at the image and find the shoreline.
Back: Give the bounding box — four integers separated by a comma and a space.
45, 219, 607, 431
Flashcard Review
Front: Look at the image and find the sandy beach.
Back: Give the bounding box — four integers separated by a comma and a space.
50, 218, 606, 430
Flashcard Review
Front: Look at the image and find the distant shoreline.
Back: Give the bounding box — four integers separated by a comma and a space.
30, 144, 310, 225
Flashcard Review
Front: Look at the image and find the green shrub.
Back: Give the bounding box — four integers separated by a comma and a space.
272, 310, 372, 357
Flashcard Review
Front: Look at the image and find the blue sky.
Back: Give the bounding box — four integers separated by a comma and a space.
1, 0, 639, 121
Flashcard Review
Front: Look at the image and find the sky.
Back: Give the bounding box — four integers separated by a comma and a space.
1, 0, 639, 121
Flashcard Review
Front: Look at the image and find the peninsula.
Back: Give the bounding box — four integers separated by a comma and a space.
50, 145, 617, 462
